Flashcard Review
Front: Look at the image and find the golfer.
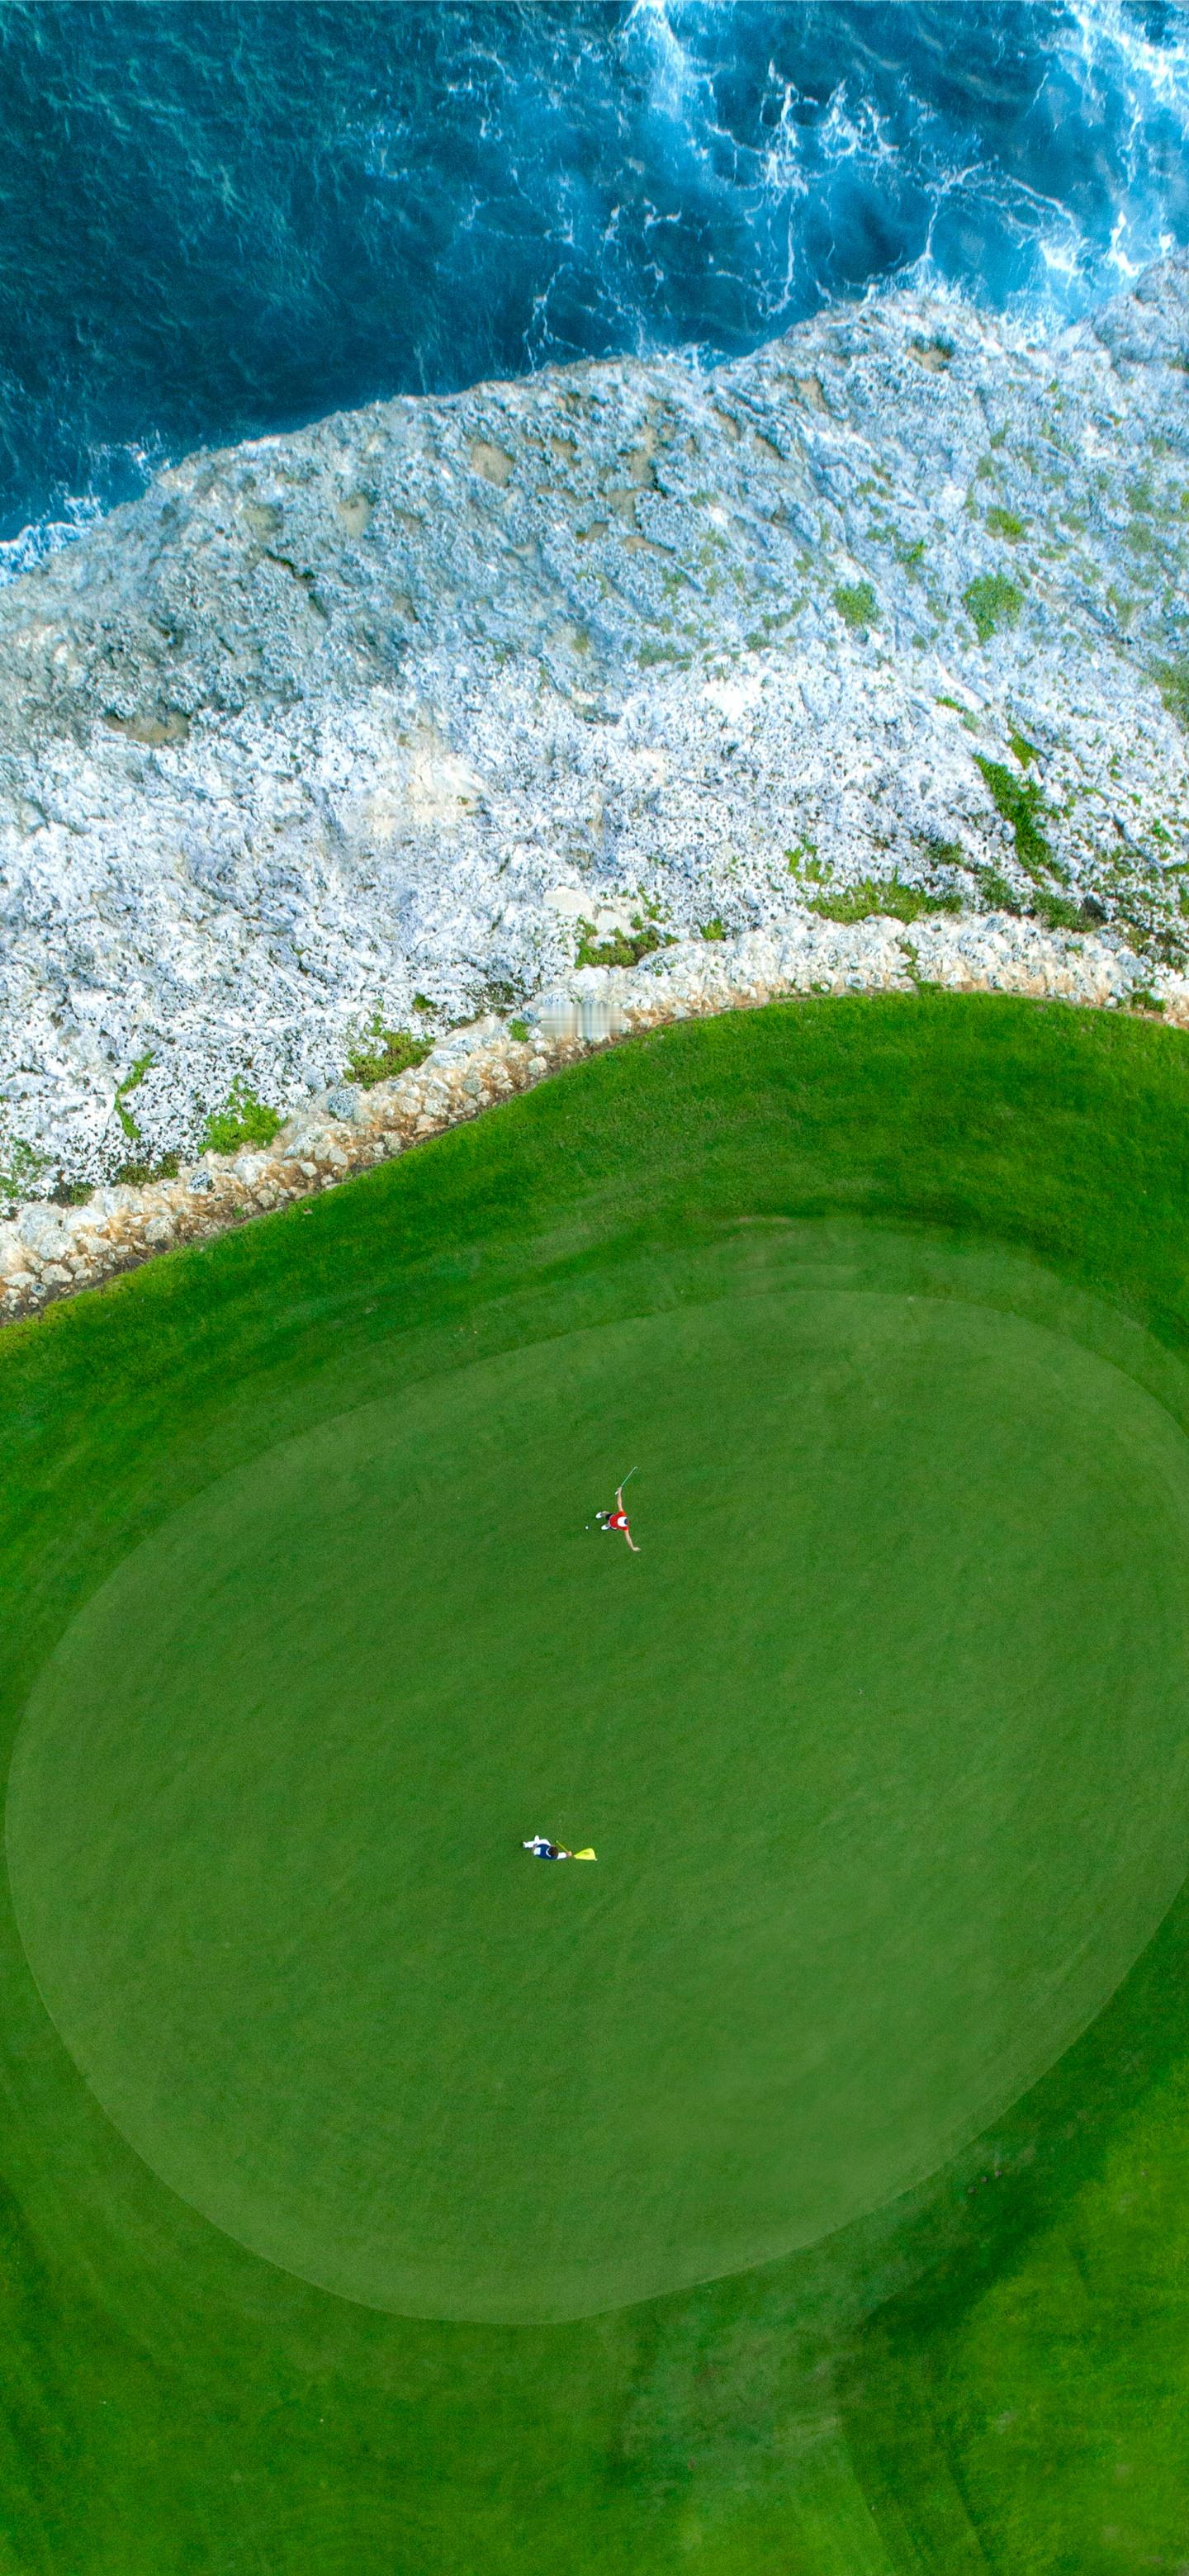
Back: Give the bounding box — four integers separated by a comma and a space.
595, 1483, 639, 1552
523, 1836, 597, 1860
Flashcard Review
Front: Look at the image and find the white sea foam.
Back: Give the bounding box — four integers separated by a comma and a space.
0, 444, 159, 591
3, 4, 1188, 581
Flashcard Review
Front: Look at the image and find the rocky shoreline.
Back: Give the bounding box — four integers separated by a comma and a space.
0, 258, 1186, 1202
2, 909, 1182, 1327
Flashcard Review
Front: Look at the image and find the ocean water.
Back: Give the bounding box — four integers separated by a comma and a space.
1, 0, 1187, 575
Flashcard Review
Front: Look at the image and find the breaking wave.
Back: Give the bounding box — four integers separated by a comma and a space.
1, 0, 1186, 572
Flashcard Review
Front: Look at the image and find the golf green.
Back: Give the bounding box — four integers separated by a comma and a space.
10, 1267, 1189, 2323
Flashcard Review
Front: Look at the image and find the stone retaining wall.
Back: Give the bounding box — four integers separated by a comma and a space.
2, 910, 1182, 1328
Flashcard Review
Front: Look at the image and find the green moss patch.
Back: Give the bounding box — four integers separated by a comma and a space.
808, 876, 963, 926
1154, 657, 1189, 727
199, 1077, 282, 1156
114, 1051, 154, 1143
575, 919, 669, 969
984, 507, 1027, 542
343, 1020, 433, 1088
964, 572, 1023, 643
832, 580, 878, 632
974, 755, 1054, 878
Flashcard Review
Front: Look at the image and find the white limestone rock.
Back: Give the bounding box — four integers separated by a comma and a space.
0, 261, 1184, 1197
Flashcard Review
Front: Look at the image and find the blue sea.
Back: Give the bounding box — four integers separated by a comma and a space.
1, 1, 1187, 576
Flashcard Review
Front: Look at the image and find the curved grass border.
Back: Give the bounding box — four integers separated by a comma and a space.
0, 906, 1180, 1326
2, 990, 1189, 2569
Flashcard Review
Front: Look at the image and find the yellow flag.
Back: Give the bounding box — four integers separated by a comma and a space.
573, 1848, 597, 1861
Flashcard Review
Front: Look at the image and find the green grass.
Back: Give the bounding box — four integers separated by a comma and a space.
15, 1277, 1188, 2327
842, 1820, 1189, 2574
6, 996, 1189, 2566
908, 2052, 1189, 2571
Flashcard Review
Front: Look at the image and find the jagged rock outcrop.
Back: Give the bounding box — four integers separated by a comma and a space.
0, 259, 1186, 1193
